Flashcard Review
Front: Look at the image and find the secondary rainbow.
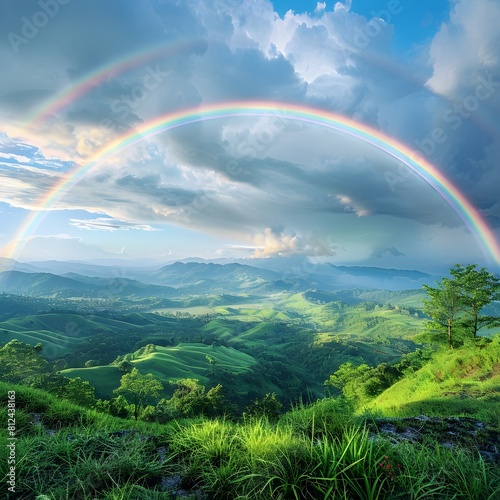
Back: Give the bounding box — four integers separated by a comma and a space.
24, 39, 206, 128
7, 101, 500, 264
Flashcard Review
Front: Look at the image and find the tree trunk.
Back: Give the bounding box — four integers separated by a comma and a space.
448, 318, 454, 349
473, 307, 478, 338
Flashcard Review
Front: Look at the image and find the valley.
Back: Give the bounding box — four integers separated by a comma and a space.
1, 258, 499, 498
0, 258, 431, 407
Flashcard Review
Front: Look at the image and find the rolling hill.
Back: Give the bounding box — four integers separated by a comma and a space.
63, 342, 257, 398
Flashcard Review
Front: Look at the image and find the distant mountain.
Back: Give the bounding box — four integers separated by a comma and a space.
150, 261, 311, 294
22, 259, 163, 280
5, 257, 443, 294
216, 258, 438, 291
318, 264, 437, 290
0, 271, 177, 299
0, 258, 41, 274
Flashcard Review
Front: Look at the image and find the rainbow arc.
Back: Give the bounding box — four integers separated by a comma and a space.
6, 101, 500, 265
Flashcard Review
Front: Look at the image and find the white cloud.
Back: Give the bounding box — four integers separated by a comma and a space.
69, 217, 160, 232
427, 0, 500, 96
252, 227, 337, 258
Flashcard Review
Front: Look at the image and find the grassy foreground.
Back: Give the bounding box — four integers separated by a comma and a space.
1, 382, 499, 499
366, 335, 500, 426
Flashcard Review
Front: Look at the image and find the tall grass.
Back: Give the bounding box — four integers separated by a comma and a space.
12, 427, 167, 498
2, 382, 499, 499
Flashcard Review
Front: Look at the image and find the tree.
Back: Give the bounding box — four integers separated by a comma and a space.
64, 377, 96, 407
244, 392, 283, 422
117, 360, 134, 372
0, 339, 49, 382
423, 277, 463, 349
422, 265, 500, 347
206, 355, 218, 378
113, 368, 163, 420
449, 264, 500, 338
324, 362, 372, 405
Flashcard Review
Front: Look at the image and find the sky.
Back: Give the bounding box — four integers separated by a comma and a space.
0, 0, 499, 272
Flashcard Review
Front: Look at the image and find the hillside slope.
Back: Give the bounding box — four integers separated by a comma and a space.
63, 342, 257, 398
367, 336, 500, 424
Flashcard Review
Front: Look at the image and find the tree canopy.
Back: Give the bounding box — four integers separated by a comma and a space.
0, 339, 49, 382
422, 264, 500, 348
114, 367, 163, 420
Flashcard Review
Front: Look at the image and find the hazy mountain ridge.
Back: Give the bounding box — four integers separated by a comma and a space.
0, 270, 178, 299
0, 258, 442, 295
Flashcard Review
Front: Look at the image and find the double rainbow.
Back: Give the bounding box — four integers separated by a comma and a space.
6, 102, 500, 265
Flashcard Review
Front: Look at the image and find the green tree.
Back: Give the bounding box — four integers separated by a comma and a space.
0, 339, 49, 382
117, 360, 134, 372
205, 355, 218, 378
167, 378, 206, 417
324, 362, 371, 405
449, 264, 500, 338
423, 277, 463, 349
244, 392, 283, 422
25, 372, 68, 394
204, 384, 226, 417
108, 395, 132, 418
152, 398, 173, 423
166, 379, 227, 418
113, 367, 163, 420
64, 377, 96, 406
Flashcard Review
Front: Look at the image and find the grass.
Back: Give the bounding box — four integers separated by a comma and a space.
366, 335, 500, 425
169, 413, 500, 499
63, 343, 257, 399
1, 380, 499, 499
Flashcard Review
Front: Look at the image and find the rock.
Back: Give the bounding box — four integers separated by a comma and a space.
368, 416, 500, 463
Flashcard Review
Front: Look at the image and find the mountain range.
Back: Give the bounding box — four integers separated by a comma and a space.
0, 257, 441, 298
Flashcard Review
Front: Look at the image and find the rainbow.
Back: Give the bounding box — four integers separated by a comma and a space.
23, 39, 206, 128
6, 101, 500, 264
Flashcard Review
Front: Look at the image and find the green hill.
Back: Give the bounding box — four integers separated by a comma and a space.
367, 335, 500, 425
63, 342, 257, 398
0, 312, 155, 360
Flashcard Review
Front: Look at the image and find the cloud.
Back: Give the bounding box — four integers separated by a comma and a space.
315, 3, 327, 14
371, 246, 405, 259
69, 217, 160, 232
0, 0, 498, 268
427, 0, 500, 96
252, 227, 337, 258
